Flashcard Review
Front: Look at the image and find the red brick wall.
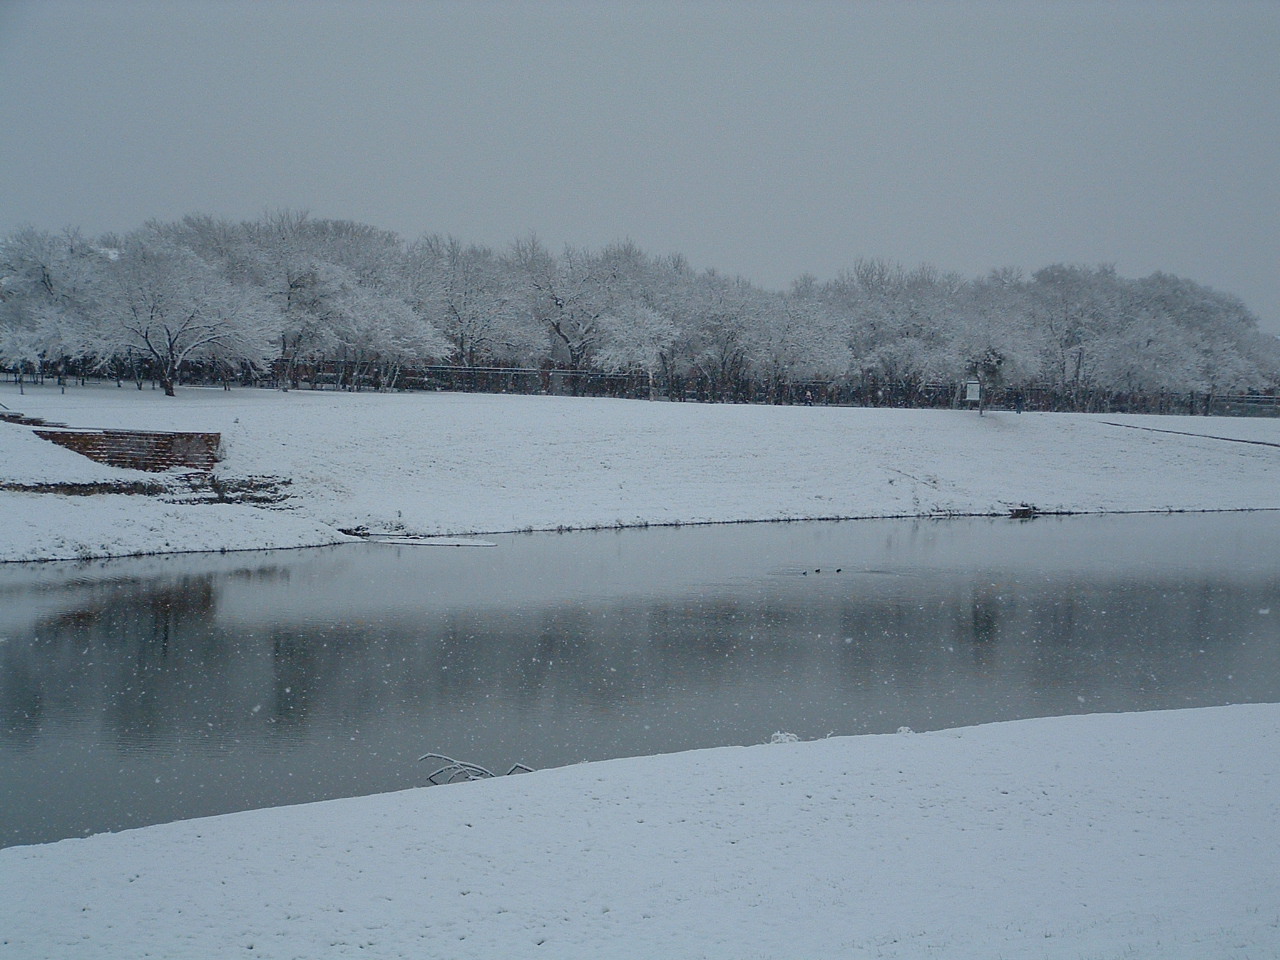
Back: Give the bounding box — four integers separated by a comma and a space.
34, 429, 222, 473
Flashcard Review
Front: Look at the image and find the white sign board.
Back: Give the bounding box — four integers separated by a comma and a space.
965, 380, 981, 402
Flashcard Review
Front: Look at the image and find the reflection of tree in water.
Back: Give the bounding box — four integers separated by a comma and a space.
0, 658, 44, 748
224, 565, 293, 586
12, 576, 224, 748
966, 588, 1003, 673
5, 563, 1276, 758
270, 631, 319, 726
833, 596, 966, 691
643, 598, 817, 684
388, 601, 790, 712
411, 608, 627, 710
513, 611, 591, 703
649, 600, 744, 681
35, 577, 218, 650
1016, 579, 1261, 697
3, 541, 1279, 852
970, 589, 1000, 644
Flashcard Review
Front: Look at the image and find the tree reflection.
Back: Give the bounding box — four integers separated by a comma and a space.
3, 519, 1279, 847
270, 631, 319, 727
0, 658, 43, 748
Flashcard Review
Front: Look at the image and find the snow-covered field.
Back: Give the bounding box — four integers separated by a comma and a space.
4, 705, 1277, 959
2, 380, 1279, 562
3, 382, 1279, 958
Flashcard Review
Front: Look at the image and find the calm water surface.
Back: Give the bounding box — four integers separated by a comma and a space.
2, 513, 1278, 847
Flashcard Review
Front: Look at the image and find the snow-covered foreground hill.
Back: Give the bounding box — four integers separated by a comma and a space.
2, 382, 1279, 561
4, 704, 1277, 959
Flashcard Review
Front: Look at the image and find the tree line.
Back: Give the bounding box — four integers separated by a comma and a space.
2, 211, 1277, 406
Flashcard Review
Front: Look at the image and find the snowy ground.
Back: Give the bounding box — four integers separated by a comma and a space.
4, 705, 1277, 959
3, 382, 1279, 958
2, 380, 1279, 562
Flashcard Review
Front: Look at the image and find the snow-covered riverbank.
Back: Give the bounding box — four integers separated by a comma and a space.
2, 382, 1279, 562
4, 704, 1278, 959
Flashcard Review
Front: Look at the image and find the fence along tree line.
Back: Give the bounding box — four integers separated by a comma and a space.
1, 212, 1277, 410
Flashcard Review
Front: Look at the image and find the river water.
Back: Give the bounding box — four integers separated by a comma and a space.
2, 512, 1278, 847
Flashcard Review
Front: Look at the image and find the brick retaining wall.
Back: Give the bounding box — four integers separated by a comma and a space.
34, 428, 222, 473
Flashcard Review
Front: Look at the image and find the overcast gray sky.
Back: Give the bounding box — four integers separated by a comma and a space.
2, 0, 1277, 330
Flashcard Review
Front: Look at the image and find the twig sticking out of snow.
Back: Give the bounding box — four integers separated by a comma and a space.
417, 752, 534, 785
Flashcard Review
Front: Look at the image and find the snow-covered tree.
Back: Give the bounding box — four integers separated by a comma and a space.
1026, 264, 1124, 402
509, 237, 608, 375
231, 211, 444, 386
1130, 272, 1270, 393
0, 227, 106, 380
6, 212, 1274, 406
595, 300, 678, 398
743, 287, 849, 402
88, 230, 274, 395
405, 235, 533, 367
676, 272, 759, 401
856, 263, 961, 401
950, 268, 1045, 394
